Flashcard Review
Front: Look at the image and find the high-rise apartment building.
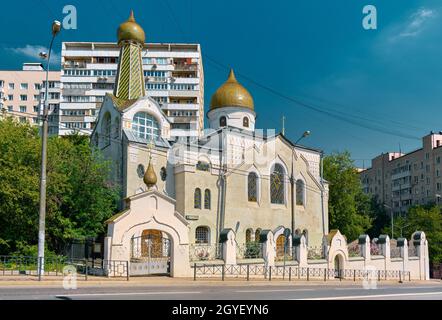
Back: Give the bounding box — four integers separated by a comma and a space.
59, 42, 204, 137
360, 132, 442, 214
0, 63, 60, 134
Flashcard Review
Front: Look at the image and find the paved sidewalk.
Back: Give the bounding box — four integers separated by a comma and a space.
0, 275, 439, 288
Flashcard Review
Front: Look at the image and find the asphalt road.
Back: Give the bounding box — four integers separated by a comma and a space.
1, 282, 442, 300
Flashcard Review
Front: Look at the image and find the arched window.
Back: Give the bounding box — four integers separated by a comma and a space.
296, 179, 305, 205
102, 112, 111, 146
114, 117, 120, 138
248, 172, 258, 202
245, 229, 253, 243
270, 163, 285, 204
255, 228, 262, 243
132, 111, 160, 141
243, 117, 249, 127
195, 226, 209, 244
194, 188, 201, 209
219, 116, 227, 127
204, 189, 211, 209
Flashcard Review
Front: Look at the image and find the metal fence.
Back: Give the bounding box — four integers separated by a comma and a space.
307, 246, 325, 260
0, 256, 129, 280
237, 243, 263, 260
408, 246, 418, 257
390, 246, 402, 258
189, 244, 223, 261
192, 263, 411, 282
348, 244, 362, 258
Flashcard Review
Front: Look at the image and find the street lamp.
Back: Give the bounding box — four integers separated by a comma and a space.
290, 131, 311, 236
37, 20, 61, 280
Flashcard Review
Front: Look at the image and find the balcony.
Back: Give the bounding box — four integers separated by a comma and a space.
63, 61, 88, 68
173, 63, 197, 71
162, 103, 199, 110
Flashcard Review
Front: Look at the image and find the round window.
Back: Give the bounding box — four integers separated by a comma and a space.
137, 164, 145, 178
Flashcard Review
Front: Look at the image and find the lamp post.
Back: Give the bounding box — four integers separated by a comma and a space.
290, 131, 311, 235
37, 20, 61, 279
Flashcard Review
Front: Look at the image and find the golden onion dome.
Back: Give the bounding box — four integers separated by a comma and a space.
117, 10, 145, 45
210, 69, 254, 111
143, 161, 157, 189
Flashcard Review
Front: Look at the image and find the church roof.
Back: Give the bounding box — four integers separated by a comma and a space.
107, 93, 138, 111
209, 69, 254, 111
123, 129, 171, 148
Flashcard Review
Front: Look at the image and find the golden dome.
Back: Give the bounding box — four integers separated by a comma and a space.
117, 10, 145, 45
210, 69, 254, 111
143, 161, 157, 189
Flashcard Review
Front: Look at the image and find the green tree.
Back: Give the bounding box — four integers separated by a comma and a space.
323, 151, 372, 241
393, 205, 442, 264
0, 119, 119, 255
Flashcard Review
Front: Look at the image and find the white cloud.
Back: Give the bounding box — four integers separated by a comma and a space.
8, 44, 61, 66
394, 7, 436, 40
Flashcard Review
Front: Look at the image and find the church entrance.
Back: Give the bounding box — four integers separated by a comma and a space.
130, 229, 171, 275
334, 254, 343, 279
276, 235, 286, 259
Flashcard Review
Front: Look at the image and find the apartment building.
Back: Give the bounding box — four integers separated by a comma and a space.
0, 63, 60, 134
60, 42, 204, 137
360, 132, 442, 214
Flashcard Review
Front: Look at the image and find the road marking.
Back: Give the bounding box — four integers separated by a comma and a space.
55, 291, 201, 298
237, 289, 315, 293
293, 291, 442, 300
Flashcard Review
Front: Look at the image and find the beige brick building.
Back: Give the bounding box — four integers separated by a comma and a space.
0, 63, 60, 134
360, 132, 442, 214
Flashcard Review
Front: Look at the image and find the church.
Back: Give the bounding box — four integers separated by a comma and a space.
92, 11, 329, 277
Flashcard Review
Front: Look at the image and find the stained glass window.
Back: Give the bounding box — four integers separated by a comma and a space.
204, 189, 211, 209
248, 172, 258, 202
271, 164, 285, 204
132, 112, 160, 141
296, 179, 305, 205
194, 188, 201, 209
195, 226, 209, 244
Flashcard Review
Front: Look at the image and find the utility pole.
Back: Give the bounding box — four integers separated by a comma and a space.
37, 20, 61, 279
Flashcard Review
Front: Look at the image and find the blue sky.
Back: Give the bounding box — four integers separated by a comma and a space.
1, 0, 441, 168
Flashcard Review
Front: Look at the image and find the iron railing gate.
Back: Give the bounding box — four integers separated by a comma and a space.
130, 234, 171, 275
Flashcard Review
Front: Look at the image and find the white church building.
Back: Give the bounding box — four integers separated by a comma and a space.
91, 12, 430, 279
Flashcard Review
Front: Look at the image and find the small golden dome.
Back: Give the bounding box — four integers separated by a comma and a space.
143, 161, 157, 189
117, 10, 145, 45
210, 69, 254, 111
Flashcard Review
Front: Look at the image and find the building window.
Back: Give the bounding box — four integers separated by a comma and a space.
219, 116, 226, 127
20, 94, 27, 101
20, 83, 28, 90
19, 106, 26, 113
194, 188, 201, 209
270, 163, 285, 204
102, 112, 111, 147
296, 179, 305, 205
132, 112, 160, 141
8, 83, 14, 90
245, 229, 253, 244
195, 226, 209, 244
204, 189, 211, 209
255, 228, 262, 243
8, 95, 13, 101
248, 172, 258, 202
243, 117, 249, 128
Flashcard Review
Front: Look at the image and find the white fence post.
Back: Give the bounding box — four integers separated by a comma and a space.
219, 229, 236, 266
